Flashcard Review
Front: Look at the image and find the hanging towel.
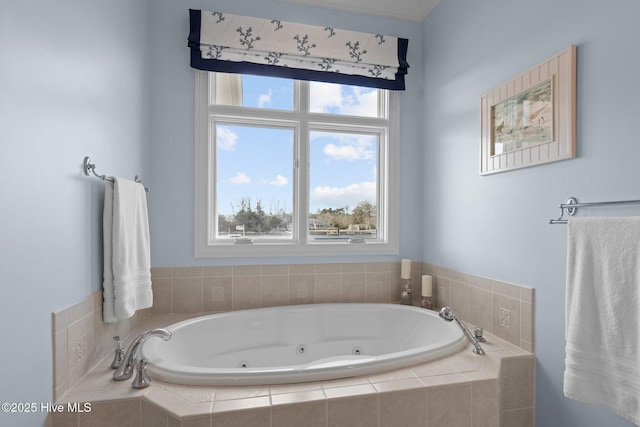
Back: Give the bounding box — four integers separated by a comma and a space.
102, 177, 153, 323
564, 217, 640, 425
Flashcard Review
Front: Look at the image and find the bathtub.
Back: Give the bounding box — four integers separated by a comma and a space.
142, 303, 467, 386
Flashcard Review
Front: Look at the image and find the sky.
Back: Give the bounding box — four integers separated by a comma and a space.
215, 75, 380, 217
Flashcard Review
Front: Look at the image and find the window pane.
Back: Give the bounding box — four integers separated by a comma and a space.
214, 73, 294, 111
215, 124, 294, 240
309, 131, 378, 240
309, 82, 380, 117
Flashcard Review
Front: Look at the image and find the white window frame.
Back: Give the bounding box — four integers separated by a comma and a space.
194, 71, 399, 258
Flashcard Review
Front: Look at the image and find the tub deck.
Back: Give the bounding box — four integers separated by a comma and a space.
53, 313, 534, 427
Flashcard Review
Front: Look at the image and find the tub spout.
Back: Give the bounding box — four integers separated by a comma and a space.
439, 307, 485, 355
113, 328, 172, 382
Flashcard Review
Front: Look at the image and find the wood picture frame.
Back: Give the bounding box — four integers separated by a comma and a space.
480, 46, 576, 175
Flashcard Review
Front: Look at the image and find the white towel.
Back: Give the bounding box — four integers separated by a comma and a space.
564, 217, 640, 425
102, 177, 153, 323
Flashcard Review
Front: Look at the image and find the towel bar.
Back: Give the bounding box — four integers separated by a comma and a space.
83, 156, 149, 192
549, 197, 640, 224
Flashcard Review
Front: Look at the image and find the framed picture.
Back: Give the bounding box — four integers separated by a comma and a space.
480, 46, 576, 175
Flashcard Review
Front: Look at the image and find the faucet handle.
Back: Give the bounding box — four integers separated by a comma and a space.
473, 327, 486, 342
110, 336, 125, 369
132, 358, 151, 389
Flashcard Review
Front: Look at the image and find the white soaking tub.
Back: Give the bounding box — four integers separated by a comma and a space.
142, 303, 467, 386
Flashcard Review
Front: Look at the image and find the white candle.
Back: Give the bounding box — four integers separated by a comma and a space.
422, 275, 433, 297
400, 259, 411, 279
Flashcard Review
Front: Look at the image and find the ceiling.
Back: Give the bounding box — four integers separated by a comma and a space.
278, 0, 440, 23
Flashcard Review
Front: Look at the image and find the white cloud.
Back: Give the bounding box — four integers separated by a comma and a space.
311, 181, 376, 210
269, 174, 288, 187
259, 174, 289, 187
323, 141, 374, 161
257, 89, 272, 108
309, 82, 377, 117
217, 126, 238, 151
227, 172, 251, 184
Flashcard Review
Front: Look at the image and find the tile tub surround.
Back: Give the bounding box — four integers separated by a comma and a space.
148, 262, 534, 351
53, 313, 534, 427
52, 291, 146, 401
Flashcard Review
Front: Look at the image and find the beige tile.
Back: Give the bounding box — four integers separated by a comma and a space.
492, 280, 520, 299
435, 277, 449, 309
172, 277, 204, 313
379, 389, 427, 427
433, 265, 450, 278
373, 378, 425, 393
92, 309, 117, 367
323, 384, 377, 399
67, 314, 94, 388
365, 262, 390, 272
261, 275, 290, 308
450, 270, 470, 284
340, 273, 366, 302
270, 390, 326, 406
79, 399, 140, 427
160, 383, 216, 403
520, 286, 534, 303
151, 267, 173, 278
232, 276, 261, 310
449, 281, 470, 321
261, 264, 289, 275
151, 278, 173, 314
368, 368, 415, 383
410, 359, 457, 378
501, 408, 534, 427
365, 272, 390, 303
341, 263, 366, 273
520, 301, 533, 344
272, 401, 327, 427
232, 265, 261, 276
328, 395, 378, 427
213, 396, 271, 413
51, 411, 78, 427
212, 407, 270, 427
67, 297, 93, 325
181, 415, 212, 427
389, 275, 402, 303
142, 400, 168, 427
472, 380, 499, 427
54, 329, 68, 393
315, 263, 339, 274
500, 357, 535, 411
203, 277, 232, 313
428, 384, 472, 426
492, 294, 521, 346
289, 264, 315, 274
315, 273, 341, 303
215, 387, 270, 401
289, 274, 315, 305
469, 274, 492, 291
203, 266, 233, 277
173, 267, 203, 278
53, 310, 68, 333
469, 287, 492, 333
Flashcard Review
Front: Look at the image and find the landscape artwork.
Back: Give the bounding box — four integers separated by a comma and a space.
491, 79, 553, 154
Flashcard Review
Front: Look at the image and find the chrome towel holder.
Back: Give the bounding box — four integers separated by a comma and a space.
549, 197, 640, 224
83, 156, 149, 192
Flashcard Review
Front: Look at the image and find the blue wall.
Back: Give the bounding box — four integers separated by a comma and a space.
422, 0, 640, 426
0, 1, 150, 426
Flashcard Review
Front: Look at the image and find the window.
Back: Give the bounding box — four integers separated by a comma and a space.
195, 71, 399, 257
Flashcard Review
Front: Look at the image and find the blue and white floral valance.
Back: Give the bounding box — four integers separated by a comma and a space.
188, 9, 409, 90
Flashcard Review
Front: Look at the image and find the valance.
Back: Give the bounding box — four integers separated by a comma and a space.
188, 9, 409, 90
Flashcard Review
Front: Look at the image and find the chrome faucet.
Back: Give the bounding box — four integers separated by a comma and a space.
113, 328, 172, 383
439, 307, 485, 355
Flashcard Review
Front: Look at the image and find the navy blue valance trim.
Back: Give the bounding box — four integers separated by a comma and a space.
188, 9, 409, 91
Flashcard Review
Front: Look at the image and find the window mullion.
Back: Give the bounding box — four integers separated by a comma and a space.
297, 81, 310, 244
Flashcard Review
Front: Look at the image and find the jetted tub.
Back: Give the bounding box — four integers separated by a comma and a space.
142, 303, 467, 386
